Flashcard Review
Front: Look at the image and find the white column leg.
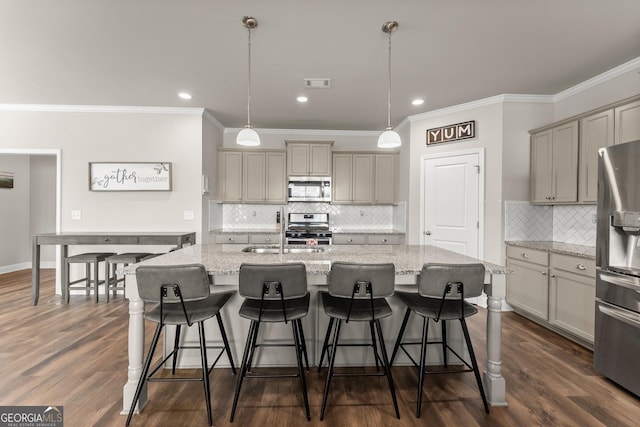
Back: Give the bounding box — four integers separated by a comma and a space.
121, 275, 147, 415
483, 274, 507, 406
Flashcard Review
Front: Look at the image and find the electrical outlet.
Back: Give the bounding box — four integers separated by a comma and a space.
71, 210, 81, 220
183, 210, 194, 220
592, 214, 597, 224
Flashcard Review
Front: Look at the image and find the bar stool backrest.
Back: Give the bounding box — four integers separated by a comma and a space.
418, 263, 485, 299
239, 263, 308, 300
328, 262, 395, 299
136, 264, 210, 303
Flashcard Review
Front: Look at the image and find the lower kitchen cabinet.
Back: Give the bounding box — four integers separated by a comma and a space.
506, 247, 549, 320
506, 244, 595, 347
549, 253, 596, 343
213, 233, 279, 245
332, 233, 403, 245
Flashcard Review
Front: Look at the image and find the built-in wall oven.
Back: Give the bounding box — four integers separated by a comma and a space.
285, 213, 332, 245
594, 140, 640, 397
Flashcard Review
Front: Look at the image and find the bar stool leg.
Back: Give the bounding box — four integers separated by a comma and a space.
198, 322, 213, 427
318, 317, 335, 371
320, 319, 342, 421
390, 307, 412, 364
292, 319, 310, 420
375, 319, 400, 419
369, 321, 380, 371
441, 320, 448, 368
230, 320, 258, 422
417, 317, 429, 418
216, 314, 237, 375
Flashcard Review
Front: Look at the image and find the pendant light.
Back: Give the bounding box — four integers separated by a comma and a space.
378, 21, 401, 148
237, 16, 260, 146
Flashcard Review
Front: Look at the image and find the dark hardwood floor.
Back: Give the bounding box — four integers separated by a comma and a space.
0, 269, 638, 426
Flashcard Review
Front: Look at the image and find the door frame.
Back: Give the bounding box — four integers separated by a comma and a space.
0, 148, 61, 279
419, 147, 485, 260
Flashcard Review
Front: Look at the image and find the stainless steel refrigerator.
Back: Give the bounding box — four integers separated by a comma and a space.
595, 139, 640, 397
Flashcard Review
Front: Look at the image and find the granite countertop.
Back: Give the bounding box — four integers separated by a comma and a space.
128, 243, 508, 277
506, 241, 595, 260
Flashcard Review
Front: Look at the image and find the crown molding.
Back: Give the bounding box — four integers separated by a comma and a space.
203, 109, 225, 130
554, 56, 640, 102
0, 104, 205, 115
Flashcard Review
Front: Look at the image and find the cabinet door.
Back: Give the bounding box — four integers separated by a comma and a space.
332, 234, 367, 245
549, 269, 595, 342
579, 110, 614, 203
552, 121, 578, 203
309, 143, 332, 176
265, 152, 286, 203
506, 258, 549, 320
332, 154, 353, 203
287, 144, 309, 176
614, 99, 640, 145
243, 152, 266, 203
530, 130, 553, 203
352, 154, 374, 204
217, 151, 243, 202
374, 154, 397, 204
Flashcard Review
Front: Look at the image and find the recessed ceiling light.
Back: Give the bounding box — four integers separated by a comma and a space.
412, 98, 424, 106
178, 92, 192, 100
296, 96, 308, 103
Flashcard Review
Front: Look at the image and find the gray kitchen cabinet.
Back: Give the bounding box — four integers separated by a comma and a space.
374, 154, 397, 204
506, 246, 549, 320
614, 99, 640, 145
214, 234, 249, 244
243, 151, 287, 204
530, 121, 578, 204
579, 110, 614, 203
218, 149, 285, 204
332, 233, 402, 245
286, 141, 333, 176
217, 150, 243, 202
332, 153, 397, 205
549, 253, 596, 343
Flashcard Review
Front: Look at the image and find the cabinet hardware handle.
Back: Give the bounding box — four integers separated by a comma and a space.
347, 239, 353, 242
228, 238, 234, 242
265, 238, 271, 242
576, 264, 586, 270
104, 238, 110, 242
522, 253, 529, 258
382, 239, 387, 243
542, 271, 547, 275
550, 274, 556, 278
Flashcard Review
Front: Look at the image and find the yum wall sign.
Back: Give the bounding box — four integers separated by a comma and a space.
426, 120, 476, 145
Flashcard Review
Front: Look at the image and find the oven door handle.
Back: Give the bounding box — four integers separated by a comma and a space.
599, 271, 640, 293
598, 301, 640, 327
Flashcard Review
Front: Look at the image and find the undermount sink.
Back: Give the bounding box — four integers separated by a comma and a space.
242, 246, 325, 254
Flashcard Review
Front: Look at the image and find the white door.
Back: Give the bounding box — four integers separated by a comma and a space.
422, 151, 482, 258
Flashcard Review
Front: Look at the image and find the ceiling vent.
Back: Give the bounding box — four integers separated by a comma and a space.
304, 78, 331, 88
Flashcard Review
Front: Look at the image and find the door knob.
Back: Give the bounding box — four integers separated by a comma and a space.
425, 231, 431, 235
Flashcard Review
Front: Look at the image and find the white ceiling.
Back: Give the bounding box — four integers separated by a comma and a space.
2, 0, 640, 131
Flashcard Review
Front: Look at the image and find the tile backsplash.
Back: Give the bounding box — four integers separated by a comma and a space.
210, 201, 405, 231
505, 201, 596, 246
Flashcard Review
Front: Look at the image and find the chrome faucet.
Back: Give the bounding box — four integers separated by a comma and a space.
279, 207, 286, 254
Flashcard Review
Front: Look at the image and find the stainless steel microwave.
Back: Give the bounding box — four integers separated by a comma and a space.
287, 177, 331, 202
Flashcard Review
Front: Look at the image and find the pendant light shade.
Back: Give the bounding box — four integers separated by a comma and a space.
237, 127, 261, 147
237, 16, 260, 147
378, 20, 401, 149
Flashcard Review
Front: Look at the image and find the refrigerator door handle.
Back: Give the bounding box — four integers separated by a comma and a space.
598, 301, 640, 327
599, 271, 640, 293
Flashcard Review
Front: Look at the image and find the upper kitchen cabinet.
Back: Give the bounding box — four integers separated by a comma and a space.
217, 150, 243, 202
217, 149, 286, 204
332, 152, 398, 205
579, 109, 614, 203
530, 121, 578, 204
614, 99, 640, 145
286, 141, 333, 176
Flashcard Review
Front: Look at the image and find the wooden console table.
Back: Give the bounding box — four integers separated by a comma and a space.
31, 232, 196, 305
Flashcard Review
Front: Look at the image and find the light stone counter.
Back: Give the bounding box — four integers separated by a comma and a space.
505, 240, 595, 260
122, 244, 509, 414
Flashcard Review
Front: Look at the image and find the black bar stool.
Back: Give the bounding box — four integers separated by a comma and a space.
318, 262, 400, 421
390, 263, 489, 417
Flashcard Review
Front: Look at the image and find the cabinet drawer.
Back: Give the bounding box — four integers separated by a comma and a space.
368, 234, 401, 245
214, 234, 249, 244
550, 253, 596, 277
332, 234, 367, 245
249, 234, 279, 244
70, 235, 139, 244
506, 246, 549, 266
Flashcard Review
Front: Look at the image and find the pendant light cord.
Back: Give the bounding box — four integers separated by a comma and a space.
246, 26, 252, 127
386, 30, 392, 130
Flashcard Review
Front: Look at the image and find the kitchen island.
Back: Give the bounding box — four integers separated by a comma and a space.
122, 244, 509, 414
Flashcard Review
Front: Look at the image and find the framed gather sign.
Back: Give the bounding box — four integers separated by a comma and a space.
89, 162, 172, 191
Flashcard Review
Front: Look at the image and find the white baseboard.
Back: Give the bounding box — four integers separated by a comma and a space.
0, 262, 32, 274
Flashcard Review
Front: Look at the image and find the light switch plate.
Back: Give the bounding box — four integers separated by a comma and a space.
183, 210, 194, 220
71, 210, 81, 220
